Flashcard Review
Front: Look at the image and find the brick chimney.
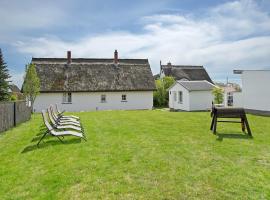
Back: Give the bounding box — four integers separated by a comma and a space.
67, 51, 72, 64
114, 50, 118, 64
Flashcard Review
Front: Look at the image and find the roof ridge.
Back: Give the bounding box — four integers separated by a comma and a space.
162, 65, 204, 67
32, 58, 148, 61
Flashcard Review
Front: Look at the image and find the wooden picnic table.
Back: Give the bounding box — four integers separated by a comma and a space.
210, 104, 252, 136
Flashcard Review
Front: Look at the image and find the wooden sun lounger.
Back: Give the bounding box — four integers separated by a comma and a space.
47, 108, 85, 135
37, 110, 86, 146
49, 106, 80, 125
55, 104, 79, 120
47, 108, 81, 127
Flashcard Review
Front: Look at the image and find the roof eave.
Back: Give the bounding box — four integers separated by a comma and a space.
40, 89, 156, 93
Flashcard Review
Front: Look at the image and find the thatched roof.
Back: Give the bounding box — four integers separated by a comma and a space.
32, 58, 156, 92
161, 64, 213, 83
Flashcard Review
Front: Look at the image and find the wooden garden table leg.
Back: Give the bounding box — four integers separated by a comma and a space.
241, 117, 245, 132
210, 116, 215, 130
213, 115, 217, 134
244, 115, 252, 136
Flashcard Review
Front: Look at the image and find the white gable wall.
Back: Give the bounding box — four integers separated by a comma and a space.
189, 91, 213, 111
169, 83, 190, 111
169, 82, 214, 111
34, 91, 153, 112
241, 71, 270, 111
232, 92, 243, 107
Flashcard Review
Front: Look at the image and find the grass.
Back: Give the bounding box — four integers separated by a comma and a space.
0, 110, 270, 199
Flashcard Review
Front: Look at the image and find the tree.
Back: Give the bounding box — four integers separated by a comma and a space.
212, 87, 224, 104
162, 76, 175, 105
23, 63, 40, 112
153, 76, 175, 107
154, 79, 166, 107
0, 48, 11, 101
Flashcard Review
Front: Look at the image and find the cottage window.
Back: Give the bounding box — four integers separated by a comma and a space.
121, 94, 127, 101
178, 91, 183, 104
63, 92, 72, 103
101, 94, 106, 103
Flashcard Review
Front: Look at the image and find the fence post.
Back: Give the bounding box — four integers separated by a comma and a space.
13, 101, 16, 127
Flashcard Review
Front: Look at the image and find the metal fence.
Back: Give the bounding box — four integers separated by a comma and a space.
0, 101, 31, 133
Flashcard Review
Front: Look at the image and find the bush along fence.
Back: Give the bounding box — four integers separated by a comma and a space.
0, 101, 31, 133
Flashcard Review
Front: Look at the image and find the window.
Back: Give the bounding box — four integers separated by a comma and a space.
178, 91, 183, 104
63, 92, 72, 103
227, 92, 233, 106
121, 94, 127, 101
101, 94, 106, 103
173, 91, 177, 101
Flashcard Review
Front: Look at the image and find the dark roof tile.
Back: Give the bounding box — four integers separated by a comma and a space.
161, 64, 213, 83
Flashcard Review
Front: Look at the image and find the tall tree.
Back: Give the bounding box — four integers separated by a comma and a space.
23, 63, 40, 112
0, 48, 11, 101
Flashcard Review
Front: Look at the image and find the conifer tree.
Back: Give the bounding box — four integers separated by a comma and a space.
0, 48, 11, 101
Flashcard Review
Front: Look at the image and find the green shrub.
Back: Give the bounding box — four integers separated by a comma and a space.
153, 76, 175, 107
212, 87, 224, 104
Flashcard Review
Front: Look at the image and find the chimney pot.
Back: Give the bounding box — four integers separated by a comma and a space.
67, 51, 71, 64
114, 50, 118, 64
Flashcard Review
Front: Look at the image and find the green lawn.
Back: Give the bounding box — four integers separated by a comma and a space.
0, 110, 270, 199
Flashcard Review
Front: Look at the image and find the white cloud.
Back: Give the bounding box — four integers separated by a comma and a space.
9, 71, 24, 89
13, 0, 270, 85
0, 1, 66, 33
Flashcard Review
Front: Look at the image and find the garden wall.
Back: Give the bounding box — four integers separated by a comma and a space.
0, 101, 31, 133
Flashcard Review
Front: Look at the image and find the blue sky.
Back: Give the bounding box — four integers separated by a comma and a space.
1, 0, 270, 87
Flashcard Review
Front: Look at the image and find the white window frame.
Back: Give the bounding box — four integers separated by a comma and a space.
62, 92, 72, 104
121, 94, 127, 102
178, 91, 183, 104
101, 94, 106, 103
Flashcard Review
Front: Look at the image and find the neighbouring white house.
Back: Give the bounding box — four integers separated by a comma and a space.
216, 82, 241, 107
233, 69, 270, 115
168, 80, 215, 111
31, 50, 156, 112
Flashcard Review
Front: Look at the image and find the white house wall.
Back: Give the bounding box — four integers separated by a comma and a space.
241, 71, 270, 111
232, 92, 243, 108
169, 83, 190, 111
189, 91, 213, 111
34, 91, 153, 112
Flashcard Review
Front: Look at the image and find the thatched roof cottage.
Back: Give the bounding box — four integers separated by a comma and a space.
32, 50, 155, 112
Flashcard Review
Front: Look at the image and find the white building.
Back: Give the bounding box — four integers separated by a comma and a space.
32, 50, 156, 112
219, 83, 241, 107
168, 80, 215, 111
234, 69, 270, 115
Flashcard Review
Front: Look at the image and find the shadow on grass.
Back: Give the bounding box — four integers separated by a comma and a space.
22, 124, 82, 153
216, 133, 253, 141
21, 138, 82, 153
